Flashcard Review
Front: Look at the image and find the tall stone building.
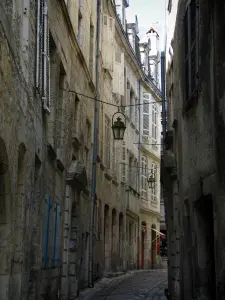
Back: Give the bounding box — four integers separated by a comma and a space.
0, 0, 161, 299
163, 0, 225, 299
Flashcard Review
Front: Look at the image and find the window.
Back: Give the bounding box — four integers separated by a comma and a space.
73, 96, 80, 136
152, 104, 158, 145
84, 119, 91, 176
151, 163, 157, 202
128, 156, 133, 186
52, 203, 62, 266
143, 99, 150, 136
36, 0, 50, 112
104, 115, 111, 169
42, 196, 51, 268
184, 0, 198, 101
89, 24, 94, 78
135, 97, 139, 127
129, 90, 134, 120
141, 156, 147, 198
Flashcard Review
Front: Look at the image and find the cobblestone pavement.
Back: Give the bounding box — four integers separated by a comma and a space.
76, 269, 167, 300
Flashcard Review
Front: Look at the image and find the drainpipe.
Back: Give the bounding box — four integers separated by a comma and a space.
88, 0, 101, 288
137, 80, 141, 269
161, 51, 166, 145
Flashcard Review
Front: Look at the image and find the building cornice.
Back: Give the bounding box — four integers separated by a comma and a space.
56, 0, 95, 93
140, 145, 161, 163
106, 0, 162, 101
126, 209, 139, 220
140, 207, 161, 217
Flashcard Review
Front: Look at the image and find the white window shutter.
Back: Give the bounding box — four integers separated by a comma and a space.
113, 51, 124, 96
102, 14, 115, 71
42, 0, 50, 113
36, 0, 43, 92
143, 93, 150, 136
119, 53, 125, 96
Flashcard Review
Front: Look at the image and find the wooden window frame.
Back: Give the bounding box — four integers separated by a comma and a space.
183, 0, 199, 108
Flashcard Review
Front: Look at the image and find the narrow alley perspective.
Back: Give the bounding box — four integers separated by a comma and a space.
2, 0, 225, 299
77, 270, 167, 300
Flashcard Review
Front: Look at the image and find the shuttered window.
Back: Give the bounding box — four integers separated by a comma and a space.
42, 195, 51, 268
143, 93, 150, 137
141, 156, 147, 198
151, 163, 157, 202
152, 104, 158, 144
113, 51, 125, 96
52, 203, 62, 267
36, 0, 50, 113
104, 115, 111, 169
184, 0, 198, 101
102, 14, 115, 71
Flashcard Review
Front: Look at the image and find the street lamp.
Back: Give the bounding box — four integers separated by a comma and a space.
147, 170, 156, 190
112, 111, 126, 140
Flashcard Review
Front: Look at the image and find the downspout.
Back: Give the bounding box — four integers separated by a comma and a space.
137, 79, 141, 269
161, 51, 166, 144
88, 0, 101, 288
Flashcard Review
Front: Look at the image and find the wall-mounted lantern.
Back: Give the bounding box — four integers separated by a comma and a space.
112, 111, 126, 140
147, 170, 156, 190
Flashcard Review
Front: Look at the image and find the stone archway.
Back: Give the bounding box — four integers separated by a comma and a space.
151, 224, 157, 268
104, 205, 110, 271
111, 208, 117, 271
141, 221, 147, 269
0, 137, 11, 299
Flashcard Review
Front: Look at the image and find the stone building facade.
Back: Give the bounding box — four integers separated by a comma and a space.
0, 0, 161, 299
163, 0, 225, 299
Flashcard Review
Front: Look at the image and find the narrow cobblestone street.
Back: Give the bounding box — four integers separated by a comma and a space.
77, 270, 167, 300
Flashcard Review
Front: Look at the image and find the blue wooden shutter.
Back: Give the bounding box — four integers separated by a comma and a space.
42, 195, 51, 268
52, 203, 62, 266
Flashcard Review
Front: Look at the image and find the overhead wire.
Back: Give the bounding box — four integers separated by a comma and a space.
62, 89, 163, 109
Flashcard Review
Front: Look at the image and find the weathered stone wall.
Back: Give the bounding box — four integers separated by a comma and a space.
165, 0, 225, 299
0, 0, 162, 299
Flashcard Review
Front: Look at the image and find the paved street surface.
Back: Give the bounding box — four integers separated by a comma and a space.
77, 270, 167, 300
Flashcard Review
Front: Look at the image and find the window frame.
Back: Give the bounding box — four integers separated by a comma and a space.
141, 156, 147, 198
183, 0, 199, 104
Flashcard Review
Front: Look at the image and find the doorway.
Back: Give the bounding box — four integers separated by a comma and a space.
151, 224, 157, 268
141, 221, 147, 269
195, 194, 216, 298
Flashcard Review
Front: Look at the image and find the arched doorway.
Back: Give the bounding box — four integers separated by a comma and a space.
151, 224, 157, 268
111, 208, 117, 271
119, 213, 124, 269
104, 205, 110, 271
0, 137, 10, 299
141, 221, 147, 269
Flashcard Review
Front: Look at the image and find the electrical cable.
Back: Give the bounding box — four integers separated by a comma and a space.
62, 89, 163, 108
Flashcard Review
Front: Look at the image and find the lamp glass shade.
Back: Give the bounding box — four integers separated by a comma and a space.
112, 117, 126, 140
147, 174, 156, 189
